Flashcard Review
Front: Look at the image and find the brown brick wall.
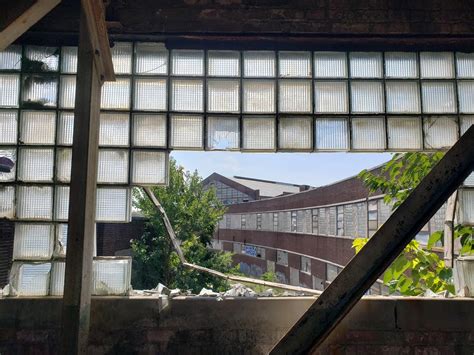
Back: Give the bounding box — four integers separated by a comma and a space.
96, 218, 147, 256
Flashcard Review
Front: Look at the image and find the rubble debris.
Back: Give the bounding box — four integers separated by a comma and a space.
153, 283, 170, 296
223, 283, 257, 297
198, 288, 220, 297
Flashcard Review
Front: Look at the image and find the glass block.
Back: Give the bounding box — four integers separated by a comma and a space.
132, 114, 166, 147
97, 150, 129, 184
386, 81, 421, 113
55, 186, 70, 221
460, 116, 474, 135
387, 117, 423, 150
16, 186, 53, 220
10, 262, 51, 296
170, 114, 203, 149
99, 113, 129, 147
459, 189, 474, 224
207, 116, 239, 150
111, 42, 133, 74
0, 45, 21, 70
0, 148, 16, 182
420, 52, 454, 78
279, 52, 311, 78
135, 42, 168, 75
131, 150, 168, 185
351, 117, 386, 150
24, 46, 59, 72
384, 52, 418, 78
315, 118, 349, 150
458, 81, 474, 113
13, 223, 54, 260
243, 80, 275, 113
100, 78, 131, 110
55, 224, 68, 257
208, 51, 240, 77
349, 52, 383, 78
20, 110, 55, 145
57, 112, 74, 145
18, 148, 54, 182
242, 116, 275, 150
243, 51, 275, 77
59, 75, 76, 109
0, 74, 20, 107
61, 46, 78, 73
278, 116, 312, 150
133, 78, 167, 111
314, 52, 347, 78
351, 81, 384, 113
171, 79, 203, 112
421, 82, 456, 113
464, 172, 474, 187
22, 75, 58, 108
96, 188, 130, 222
0, 186, 15, 218
279, 80, 312, 113
424, 116, 459, 149
56, 148, 72, 183
314, 81, 348, 113
207, 79, 240, 113
171, 50, 204, 76
0, 110, 18, 144
92, 258, 131, 295
456, 53, 474, 78
50, 261, 65, 296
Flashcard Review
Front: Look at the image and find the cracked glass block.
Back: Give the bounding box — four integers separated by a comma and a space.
59, 75, 76, 109
279, 116, 312, 150
133, 78, 167, 111
279, 80, 312, 113
55, 186, 70, 221
54, 224, 68, 257
92, 258, 131, 295
314, 52, 347, 78
314, 81, 348, 113
0, 186, 15, 218
111, 42, 133, 74
132, 150, 168, 185
386, 81, 421, 113
171, 50, 204, 76
22, 75, 58, 108
96, 188, 131, 222
420, 52, 454, 78
279, 52, 311, 77
56, 148, 72, 183
61, 46, 78, 73
57, 111, 74, 145
101, 78, 131, 110
207, 79, 240, 113
208, 51, 240, 77
0, 45, 21, 70
171, 79, 203, 112
99, 113, 129, 147
0, 74, 20, 107
422, 82, 456, 113
50, 261, 65, 296
0, 148, 16, 182
352, 117, 386, 150
243, 80, 275, 113
18, 148, 54, 182
97, 150, 129, 184
207, 116, 239, 150
349, 52, 383, 78
13, 223, 54, 260
16, 186, 53, 220
460, 116, 474, 135
24, 46, 59, 72
351, 81, 384, 113
132, 114, 167, 147
385, 52, 418, 78
456, 52, 474, 78
170, 114, 203, 149
315, 117, 349, 150
10, 262, 51, 296
0, 110, 18, 144
242, 116, 275, 150
387, 117, 423, 150
243, 51, 275, 77
424, 116, 458, 149
458, 81, 474, 113
135, 42, 168, 75
20, 110, 56, 145
459, 189, 474, 224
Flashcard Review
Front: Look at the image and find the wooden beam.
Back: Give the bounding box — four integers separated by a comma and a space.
443, 191, 458, 268
270, 126, 474, 355
0, 0, 61, 51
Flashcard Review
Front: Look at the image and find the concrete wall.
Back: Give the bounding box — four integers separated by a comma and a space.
0, 297, 472, 354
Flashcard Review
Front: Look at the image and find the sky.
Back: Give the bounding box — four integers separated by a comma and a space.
171, 151, 393, 187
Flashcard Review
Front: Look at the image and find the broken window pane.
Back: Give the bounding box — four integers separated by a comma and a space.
424, 116, 459, 149
207, 116, 239, 150
352, 117, 386, 150
135, 42, 168, 75
16, 186, 53, 220
97, 149, 129, 184
171, 79, 204, 112
279, 80, 312, 113
172, 50, 204, 76
279, 116, 312, 150
279, 51, 311, 78
132, 150, 168, 185
170, 114, 203, 149
133, 78, 167, 111
243, 80, 275, 113
207, 79, 240, 113
132, 114, 167, 147
314, 81, 348, 113
385, 52, 418, 78
313, 52, 347, 78
0, 110, 18, 144
0, 148, 16, 181
208, 51, 240, 77
315, 117, 349, 151
10, 262, 51, 296
24, 46, 59, 72
22, 75, 58, 108
242, 116, 275, 150
18, 148, 54, 182
420, 52, 455, 79
243, 51, 275, 77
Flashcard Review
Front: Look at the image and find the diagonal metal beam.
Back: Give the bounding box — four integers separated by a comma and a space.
270, 125, 474, 355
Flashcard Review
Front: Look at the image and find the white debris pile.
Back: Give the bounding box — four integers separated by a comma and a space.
223, 283, 257, 297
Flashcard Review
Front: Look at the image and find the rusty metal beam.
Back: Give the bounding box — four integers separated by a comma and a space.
270, 125, 474, 355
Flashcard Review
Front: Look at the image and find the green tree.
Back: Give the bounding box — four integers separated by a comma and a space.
131, 158, 237, 293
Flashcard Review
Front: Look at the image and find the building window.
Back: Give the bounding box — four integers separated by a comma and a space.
242, 244, 257, 257
312, 209, 319, 234
226, 215, 231, 229
291, 211, 297, 232
241, 214, 246, 229
233, 243, 242, 254
326, 264, 339, 282
301, 256, 311, 274
256, 213, 262, 230
368, 200, 378, 234
276, 250, 288, 266
337, 205, 344, 236
273, 212, 279, 231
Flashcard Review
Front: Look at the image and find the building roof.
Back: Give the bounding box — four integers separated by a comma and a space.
227, 176, 304, 198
